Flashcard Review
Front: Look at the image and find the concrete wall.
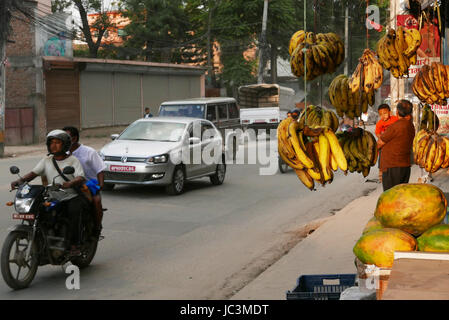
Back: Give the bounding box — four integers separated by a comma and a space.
5, 4, 73, 145
5, 7, 41, 145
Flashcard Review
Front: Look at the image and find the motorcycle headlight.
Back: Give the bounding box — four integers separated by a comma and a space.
15, 198, 34, 214
146, 154, 169, 164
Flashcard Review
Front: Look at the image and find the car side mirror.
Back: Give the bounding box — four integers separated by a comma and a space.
62, 166, 75, 175
189, 137, 201, 145
9, 166, 20, 175
111, 134, 119, 140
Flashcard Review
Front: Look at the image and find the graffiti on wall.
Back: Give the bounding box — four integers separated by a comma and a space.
44, 33, 67, 57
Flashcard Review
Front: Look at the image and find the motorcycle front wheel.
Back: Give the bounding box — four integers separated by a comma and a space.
1, 231, 38, 290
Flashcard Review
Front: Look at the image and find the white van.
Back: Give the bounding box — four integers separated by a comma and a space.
158, 97, 241, 159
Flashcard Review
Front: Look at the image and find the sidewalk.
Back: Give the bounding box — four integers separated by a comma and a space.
231, 165, 429, 300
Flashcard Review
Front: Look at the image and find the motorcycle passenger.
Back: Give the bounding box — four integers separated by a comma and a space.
63, 126, 106, 238
10, 130, 87, 255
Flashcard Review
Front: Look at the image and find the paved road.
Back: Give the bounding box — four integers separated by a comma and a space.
0, 139, 380, 299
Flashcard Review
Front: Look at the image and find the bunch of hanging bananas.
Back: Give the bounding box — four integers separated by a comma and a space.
412, 62, 449, 106
277, 117, 348, 190
328, 74, 375, 119
376, 27, 422, 78
419, 104, 440, 131
348, 49, 383, 94
335, 128, 378, 177
297, 105, 339, 132
289, 30, 345, 81
413, 129, 449, 173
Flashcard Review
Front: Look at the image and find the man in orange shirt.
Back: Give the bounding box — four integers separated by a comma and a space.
375, 104, 398, 182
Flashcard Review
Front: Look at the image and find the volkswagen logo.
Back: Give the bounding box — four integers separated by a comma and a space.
121, 156, 128, 163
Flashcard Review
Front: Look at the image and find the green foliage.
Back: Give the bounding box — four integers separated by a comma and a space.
121, 0, 190, 62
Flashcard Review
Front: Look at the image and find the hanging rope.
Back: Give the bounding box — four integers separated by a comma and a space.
303, 0, 308, 124
366, 0, 370, 49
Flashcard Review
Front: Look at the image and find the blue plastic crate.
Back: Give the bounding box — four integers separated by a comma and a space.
286, 274, 357, 300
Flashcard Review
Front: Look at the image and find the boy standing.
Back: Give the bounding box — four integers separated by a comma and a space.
375, 104, 398, 182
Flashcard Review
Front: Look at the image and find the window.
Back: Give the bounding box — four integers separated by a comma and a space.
159, 104, 205, 118
228, 103, 239, 119
206, 105, 217, 122
201, 122, 217, 140
118, 121, 186, 142
218, 104, 228, 120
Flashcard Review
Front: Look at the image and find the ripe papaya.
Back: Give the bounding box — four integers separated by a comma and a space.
374, 184, 447, 236
362, 216, 383, 234
417, 224, 449, 252
353, 228, 417, 268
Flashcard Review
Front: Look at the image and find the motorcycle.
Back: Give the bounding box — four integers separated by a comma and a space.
1, 165, 98, 290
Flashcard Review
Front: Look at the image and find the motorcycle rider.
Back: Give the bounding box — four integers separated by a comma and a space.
63, 126, 106, 238
291, 109, 300, 120
10, 130, 87, 255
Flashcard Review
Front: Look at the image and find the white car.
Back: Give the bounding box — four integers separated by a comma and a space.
99, 117, 226, 195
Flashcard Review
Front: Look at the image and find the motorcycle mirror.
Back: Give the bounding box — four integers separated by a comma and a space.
9, 166, 20, 175
62, 166, 75, 175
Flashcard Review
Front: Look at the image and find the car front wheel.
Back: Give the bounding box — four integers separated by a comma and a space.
166, 166, 185, 195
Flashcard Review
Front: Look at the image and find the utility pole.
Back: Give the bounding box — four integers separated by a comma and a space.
0, 1, 7, 157
207, 1, 220, 88
257, 0, 269, 84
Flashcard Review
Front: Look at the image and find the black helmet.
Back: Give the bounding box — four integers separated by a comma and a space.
46, 129, 71, 155
291, 109, 300, 115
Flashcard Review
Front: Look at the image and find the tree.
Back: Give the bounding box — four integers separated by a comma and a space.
183, 0, 221, 87
121, 0, 190, 63
52, 0, 114, 58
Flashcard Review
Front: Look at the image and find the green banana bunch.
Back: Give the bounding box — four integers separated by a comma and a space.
298, 105, 340, 132
419, 105, 440, 132
290, 30, 345, 81
336, 128, 378, 177
329, 74, 375, 119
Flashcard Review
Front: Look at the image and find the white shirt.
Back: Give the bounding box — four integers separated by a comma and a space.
72, 144, 107, 181
32, 155, 85, 200
361, 113, 369, 122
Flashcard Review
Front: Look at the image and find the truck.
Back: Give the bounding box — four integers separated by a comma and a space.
238, 84, 296, 132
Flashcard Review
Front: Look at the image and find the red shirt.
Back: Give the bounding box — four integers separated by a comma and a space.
375, 115, 398, 137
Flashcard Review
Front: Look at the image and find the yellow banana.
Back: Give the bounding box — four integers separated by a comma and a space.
294, 169, 315, 191
324, 128, 348, 171
288, 122, 314, 169
441, 137, 449, 168
318, 133, 332, 181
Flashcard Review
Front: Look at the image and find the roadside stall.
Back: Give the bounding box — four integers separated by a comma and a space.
282, 0, 449, 300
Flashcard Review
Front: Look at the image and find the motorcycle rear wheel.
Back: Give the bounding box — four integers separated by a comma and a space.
71, 239, 98, 269
1, 231, 38, 290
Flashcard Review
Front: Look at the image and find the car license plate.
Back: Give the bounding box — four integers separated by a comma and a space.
254, 120, 267, 123
13, 214, 35, 220
110, 165, 136, 172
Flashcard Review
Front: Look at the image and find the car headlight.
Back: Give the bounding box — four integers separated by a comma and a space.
99, 151, 105, 161
15, 198, 34, 214
146, 154, 169, 164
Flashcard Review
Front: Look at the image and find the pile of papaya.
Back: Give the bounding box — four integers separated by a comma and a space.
353, 183, 449, 268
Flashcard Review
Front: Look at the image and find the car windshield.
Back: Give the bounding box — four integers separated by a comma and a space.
159, 104, 205, 118
118, 121, 186, 142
